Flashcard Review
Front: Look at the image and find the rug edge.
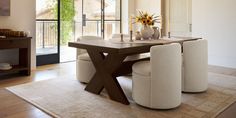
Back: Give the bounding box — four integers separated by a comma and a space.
212, 99, 236, 118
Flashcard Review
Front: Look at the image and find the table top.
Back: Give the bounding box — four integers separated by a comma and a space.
69, 37, 201, 54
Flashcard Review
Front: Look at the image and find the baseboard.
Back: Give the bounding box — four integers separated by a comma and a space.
209, 55, 236, 69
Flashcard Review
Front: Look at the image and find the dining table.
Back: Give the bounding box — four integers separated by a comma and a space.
68, 37, 201, 105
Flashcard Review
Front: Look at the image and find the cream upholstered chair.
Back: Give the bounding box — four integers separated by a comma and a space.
182, 39, 208, 92
132, 43, 182, 109
76, 36, 103, 83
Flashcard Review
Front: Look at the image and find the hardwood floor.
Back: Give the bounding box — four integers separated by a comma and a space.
0, 89, 51, 118
0, 62, 76, 88
0, 62, 76, 118
0, 62, 235, 118
208, 65, 236, 77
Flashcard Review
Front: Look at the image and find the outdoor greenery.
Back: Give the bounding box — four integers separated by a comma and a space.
53, 0, 75, 45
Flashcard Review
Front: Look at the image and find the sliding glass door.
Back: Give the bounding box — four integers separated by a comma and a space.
74, 0, 121, 39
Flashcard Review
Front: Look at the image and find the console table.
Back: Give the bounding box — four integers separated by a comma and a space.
0, 37, 31, 76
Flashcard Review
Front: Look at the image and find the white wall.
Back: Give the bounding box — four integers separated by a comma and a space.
192, 0, 236, 68
122, 0, 162, 33
135, 0, 161, 30
135, 0, 161, 14
0, 0, 36, 69
122, 0, 135, 33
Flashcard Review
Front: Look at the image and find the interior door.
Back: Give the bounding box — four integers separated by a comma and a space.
169, 0, 192, 37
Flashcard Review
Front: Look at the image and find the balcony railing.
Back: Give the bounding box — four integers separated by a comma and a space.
36, 19, 58, 48
36, 19, 120, 49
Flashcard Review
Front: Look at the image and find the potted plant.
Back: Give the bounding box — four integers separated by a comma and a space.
134, 11, 160, 39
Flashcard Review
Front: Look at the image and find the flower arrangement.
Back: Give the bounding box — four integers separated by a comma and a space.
134, 11, 160, 26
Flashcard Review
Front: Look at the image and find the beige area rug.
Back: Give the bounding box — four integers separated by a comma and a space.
7, 73, 236, 118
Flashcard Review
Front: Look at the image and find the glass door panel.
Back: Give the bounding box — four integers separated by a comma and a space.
104, 0, 121, 39
104, 0, 121, 20
36, 0, 60, 66
60, 0, 76, 62
83, 21, 102, 36
83, 0, 102, 20
74, 0, 83, 39
74, 0, 121, 40
74, 0, 102, 37
83, 0, 102, 36
104, 21, 120, 39
36, 20, 58, 55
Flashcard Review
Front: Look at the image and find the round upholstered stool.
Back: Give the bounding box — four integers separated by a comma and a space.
76, 36, 102, 83
182, 39, 208, 92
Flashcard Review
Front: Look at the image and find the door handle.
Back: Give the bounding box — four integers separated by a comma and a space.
82, 14, 86, 26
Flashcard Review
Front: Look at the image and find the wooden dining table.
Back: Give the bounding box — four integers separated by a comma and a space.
68, 37, 201, 105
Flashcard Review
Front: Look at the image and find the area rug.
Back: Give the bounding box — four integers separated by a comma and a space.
7, 73, 236, 118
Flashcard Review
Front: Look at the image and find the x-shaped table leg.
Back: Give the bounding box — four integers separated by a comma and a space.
85, 50, 129, 105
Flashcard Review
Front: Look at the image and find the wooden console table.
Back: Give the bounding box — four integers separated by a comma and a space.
0, 37, 31, 76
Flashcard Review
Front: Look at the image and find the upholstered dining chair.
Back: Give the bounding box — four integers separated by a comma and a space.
132, 43, 182, 109
76, 36, 103, 83
182, 39, 208, 92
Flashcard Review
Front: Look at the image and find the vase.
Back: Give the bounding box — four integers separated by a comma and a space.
152, 27, 160, 39
141, 25, 154, 40
135, 31, 142, 40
